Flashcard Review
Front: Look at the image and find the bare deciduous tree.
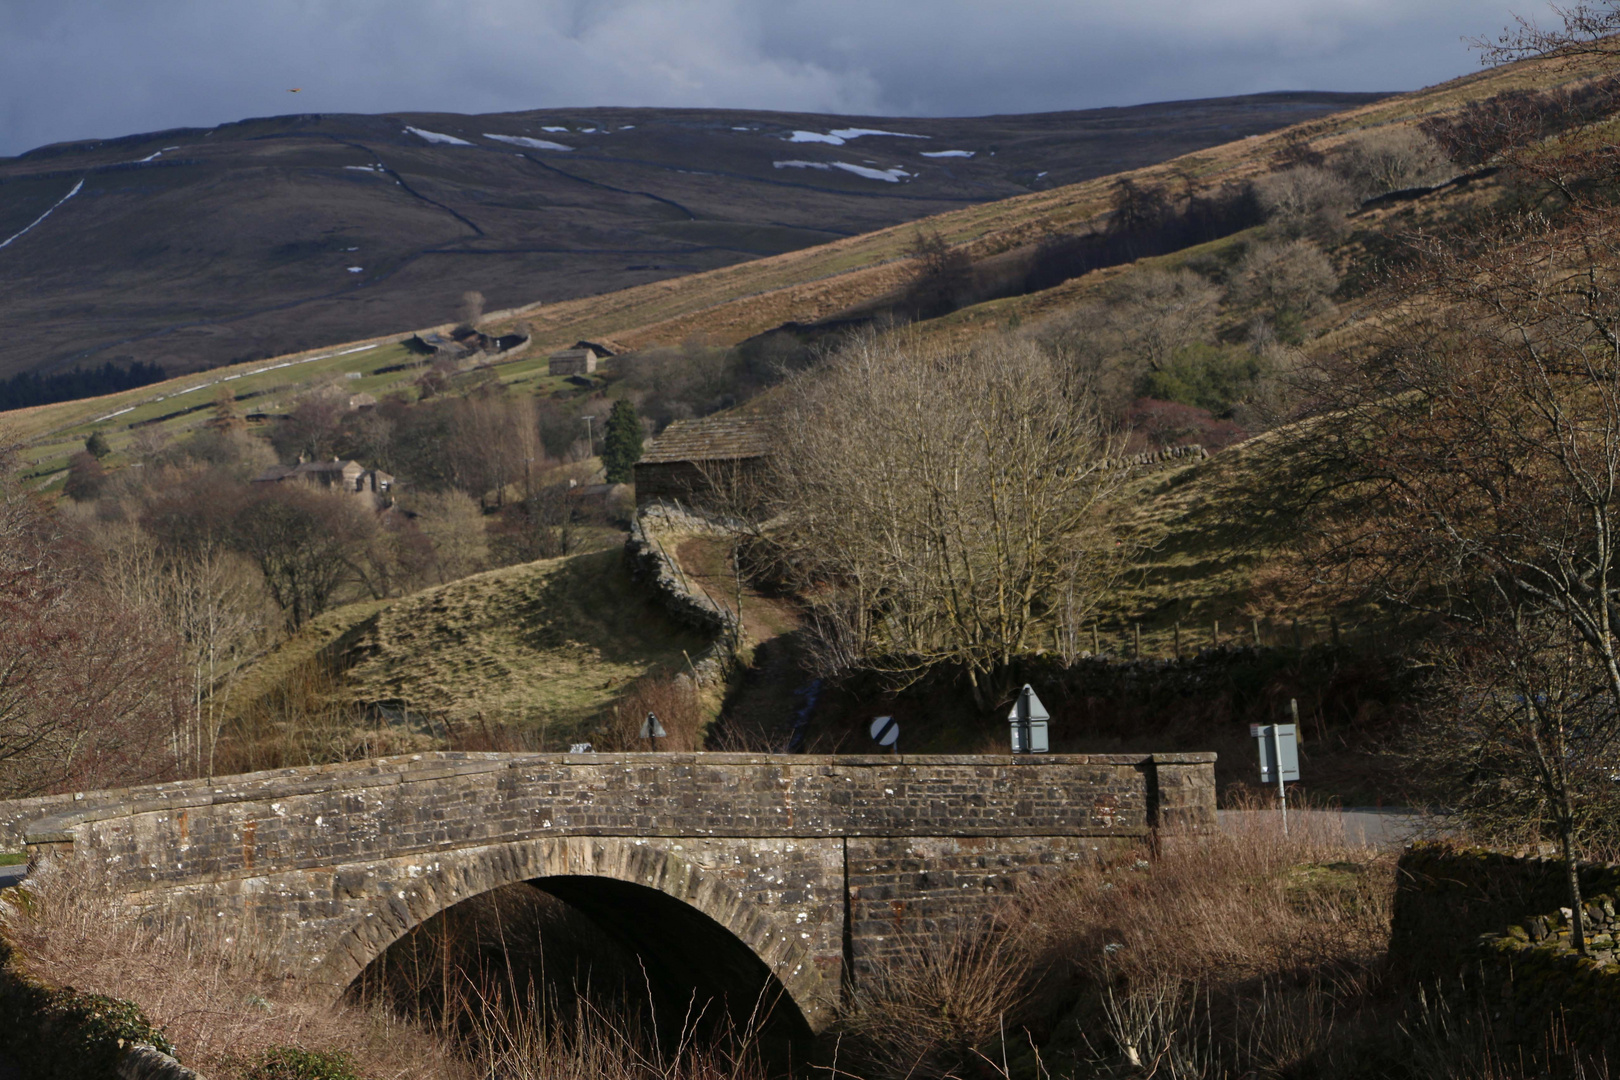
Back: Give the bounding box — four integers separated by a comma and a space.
411, 489, 490, 584
0, 444, 184, 796
230, 485, 376, 629
1253, 165, 1356, 240
1301, 204, 1620, 952
1108, 268, 1224, 373
1333, 126, 1454, 199
1230, 239, 1340, 333
770, 332, 1126, 704
1477, 2, 1620, 67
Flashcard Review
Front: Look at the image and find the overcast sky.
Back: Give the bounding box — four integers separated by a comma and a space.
0, 1, 1560, 158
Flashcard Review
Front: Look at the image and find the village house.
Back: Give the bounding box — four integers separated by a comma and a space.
252, 458, 395, 509
633, 414, 772, 508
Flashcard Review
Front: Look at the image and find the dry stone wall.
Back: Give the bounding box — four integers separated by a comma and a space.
624, 500, 744, 684
1391, 843, 1620, 1059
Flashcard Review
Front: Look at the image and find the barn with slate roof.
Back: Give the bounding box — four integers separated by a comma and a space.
633, 414, 773, 507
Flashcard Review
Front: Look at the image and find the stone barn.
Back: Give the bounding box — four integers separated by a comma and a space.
633, 414, 772, 508
548, 347, 598, 376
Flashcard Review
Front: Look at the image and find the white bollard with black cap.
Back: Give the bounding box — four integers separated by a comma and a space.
640, 712, 667, 746
1008, 684, 1050, 754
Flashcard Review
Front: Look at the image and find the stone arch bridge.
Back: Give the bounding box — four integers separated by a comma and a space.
3, 752, 1215, 1033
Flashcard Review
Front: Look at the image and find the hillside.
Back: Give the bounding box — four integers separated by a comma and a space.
0, 94, 1378, 382
234, 546, 711, 745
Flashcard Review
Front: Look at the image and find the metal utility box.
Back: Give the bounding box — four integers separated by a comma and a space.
1250, 723, 1300, 783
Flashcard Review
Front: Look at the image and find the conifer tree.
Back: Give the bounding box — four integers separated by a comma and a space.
601, 400, 643, 484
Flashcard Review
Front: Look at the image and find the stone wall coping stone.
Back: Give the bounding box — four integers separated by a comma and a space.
10, 751, 1212, 848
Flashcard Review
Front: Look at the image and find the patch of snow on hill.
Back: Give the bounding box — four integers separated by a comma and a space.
542, 126, 569, 132
484, 134, 573, 152
348, 267, 363, 273
774, 160, 911, 183
789, 127, 929, 146
920, 150, 974, 158
344, 165, 380, 172
0, 178, 84, 251
405, 127, 471, 145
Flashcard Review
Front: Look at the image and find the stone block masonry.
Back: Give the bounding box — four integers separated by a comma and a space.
8, 751, 1216, 1033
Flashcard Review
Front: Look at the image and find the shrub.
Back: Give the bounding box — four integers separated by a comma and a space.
598, 673, 708, 751
833, 923, 1031, 1080
245, 1047, 360, 1080
1136, 342, 1264, 417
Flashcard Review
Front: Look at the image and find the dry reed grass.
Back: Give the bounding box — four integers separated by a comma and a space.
0, 861, 463, 1079
833, 919, 1033, 1080
453, 981, 774, 1080
1019, 804, 1393, 1078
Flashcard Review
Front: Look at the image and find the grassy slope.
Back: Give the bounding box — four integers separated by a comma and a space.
310, 547, 711, 738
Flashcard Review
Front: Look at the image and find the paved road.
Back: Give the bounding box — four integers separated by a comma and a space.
1218, 807, 1449, 849
0, 864, 26, 890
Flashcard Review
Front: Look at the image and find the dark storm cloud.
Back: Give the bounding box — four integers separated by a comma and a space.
0, 1, 1557, 157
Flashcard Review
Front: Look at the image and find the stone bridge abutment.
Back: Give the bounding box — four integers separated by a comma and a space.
4, 752, 1215, 1032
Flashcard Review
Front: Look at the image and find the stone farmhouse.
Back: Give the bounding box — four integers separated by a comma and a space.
253, 458, 395, 509
633, 414, 772, 507
405, 326, 531, 365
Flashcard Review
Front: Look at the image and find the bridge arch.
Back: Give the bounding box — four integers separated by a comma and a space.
311, 836, 833, 1032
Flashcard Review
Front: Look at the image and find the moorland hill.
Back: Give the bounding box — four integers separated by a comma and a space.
0, 94, 1379, 382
